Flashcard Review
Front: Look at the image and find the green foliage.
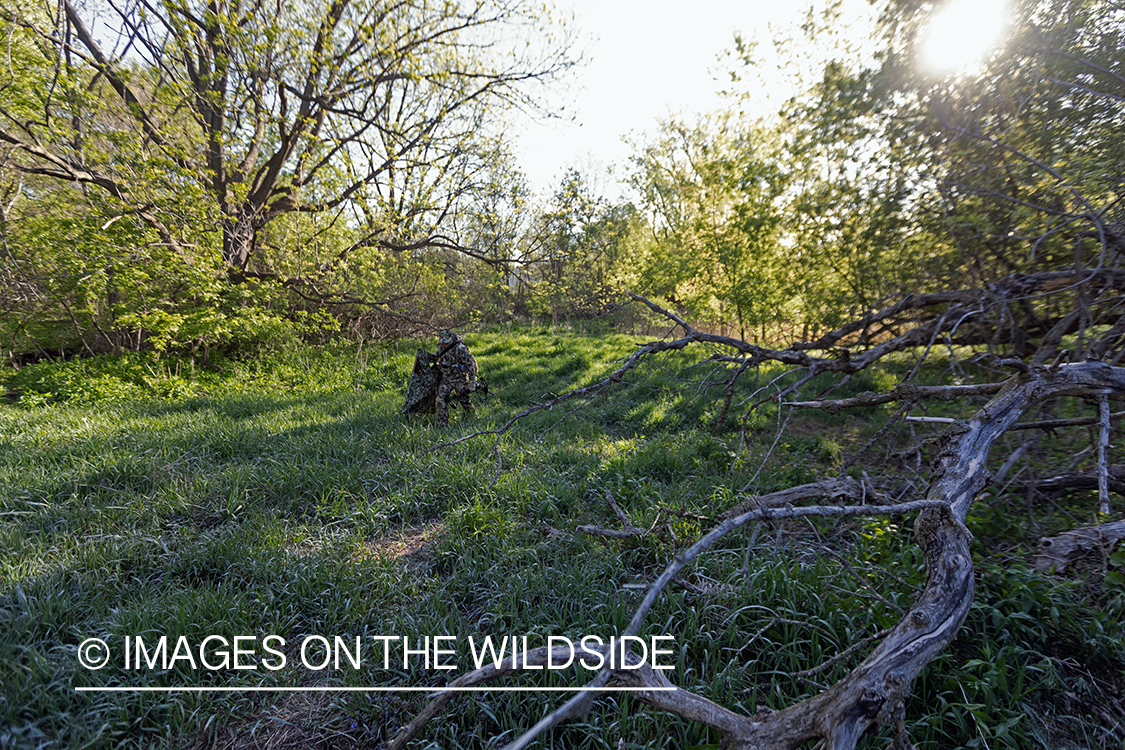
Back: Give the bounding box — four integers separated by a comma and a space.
3, 355, 186, 404
609, 0, 1125, 350
628, 115, 795, 337
519, 170, 641, 322
1106, 549, 1125, 610
798, 0, 1125, 299
1, 0, 577, 356
1, 331, 1121, 749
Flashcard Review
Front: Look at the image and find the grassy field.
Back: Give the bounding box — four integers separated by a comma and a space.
1, 328, 1122, 749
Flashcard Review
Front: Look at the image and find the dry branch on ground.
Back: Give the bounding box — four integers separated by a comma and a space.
1034, 519, 1125, 573
410, 284, 1125, 748
419, 364, 1122, 749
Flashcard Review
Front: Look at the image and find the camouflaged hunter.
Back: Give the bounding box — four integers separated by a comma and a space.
401, 329, 481, 426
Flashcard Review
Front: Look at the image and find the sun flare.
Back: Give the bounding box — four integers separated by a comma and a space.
920, 0, 1008, 74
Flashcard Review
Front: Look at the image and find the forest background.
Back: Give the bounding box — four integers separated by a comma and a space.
1, 0, 1124, 748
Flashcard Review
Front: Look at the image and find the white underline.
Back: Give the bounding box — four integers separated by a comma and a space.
75, 686, 677, 693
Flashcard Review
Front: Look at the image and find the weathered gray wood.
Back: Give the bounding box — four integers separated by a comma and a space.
1034, 520, 1125, 572
1099, 396, 1112, 514
499, 362, 1125, 750
395, 362, 1125, 750
1025, 466, 1125, 496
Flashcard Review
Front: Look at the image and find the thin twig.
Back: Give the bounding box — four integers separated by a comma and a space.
1010, 410, 1125, 431
791, 628, 894, 679
791, 382, 1003, 413
500, 497, 948, 750
1098, 394, 1111, 515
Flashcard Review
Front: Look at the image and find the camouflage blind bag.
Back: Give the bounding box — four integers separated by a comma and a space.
401, 349, 439, 415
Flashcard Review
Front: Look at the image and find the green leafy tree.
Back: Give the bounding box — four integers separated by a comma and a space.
521, 169, 637, 322
1, 0, 575, 278
628, 114, 791, 340
703, 0, 1125, 351
0, 0, 574, 353
854, 0, 1125, 357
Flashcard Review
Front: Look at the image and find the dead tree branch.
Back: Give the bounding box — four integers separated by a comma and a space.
1099, 395, 1112, 515
1019, 466, 1125, 497
577, 490, 659, 539
1034, 519, 1125, 573
387, 643, 679, 750
481, 362, 1125, 750
789, 382, 1003, 413
720, 476, 890, 521
792, 628, 894, 680
432, 271, 1125, 464
408, 265, 1125, 748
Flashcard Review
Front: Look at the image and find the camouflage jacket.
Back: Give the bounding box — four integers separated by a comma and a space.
436, 333, 478, 385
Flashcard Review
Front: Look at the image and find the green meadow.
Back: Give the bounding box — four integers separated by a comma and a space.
1, 330, 1122, 749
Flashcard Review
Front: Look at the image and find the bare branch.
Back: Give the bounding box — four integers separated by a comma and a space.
1020, 465, 1125, 497
1034, 520, 1125, 573
790, 382, 1003, 413
720, 477, 888, 521
1008, 410, 1125, 431
577, 490, 654, 538
1099, 395, 1112, 515
792, 628, 894, 680
492, 362, 1125, 750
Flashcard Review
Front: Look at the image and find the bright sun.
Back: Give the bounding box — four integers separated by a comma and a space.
920, 0, 1008, 74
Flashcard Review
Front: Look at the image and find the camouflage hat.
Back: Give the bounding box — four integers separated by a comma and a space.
438, 328, 456, 345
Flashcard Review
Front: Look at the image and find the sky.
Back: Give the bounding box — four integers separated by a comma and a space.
512, 0, 880, 200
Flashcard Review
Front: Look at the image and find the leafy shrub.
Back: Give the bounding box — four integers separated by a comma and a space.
4, 355, 155, 404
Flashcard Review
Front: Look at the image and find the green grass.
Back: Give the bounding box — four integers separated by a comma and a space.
1, 331, 1122, 749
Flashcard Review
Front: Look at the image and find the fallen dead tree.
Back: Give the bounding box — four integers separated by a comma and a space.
410, 269, 1125, 747
399, 361, 1125, 750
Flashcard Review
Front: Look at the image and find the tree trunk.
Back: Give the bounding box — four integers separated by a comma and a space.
222, 213, 257, 272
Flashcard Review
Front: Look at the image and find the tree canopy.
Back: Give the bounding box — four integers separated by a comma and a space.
1, 0, 577, 352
